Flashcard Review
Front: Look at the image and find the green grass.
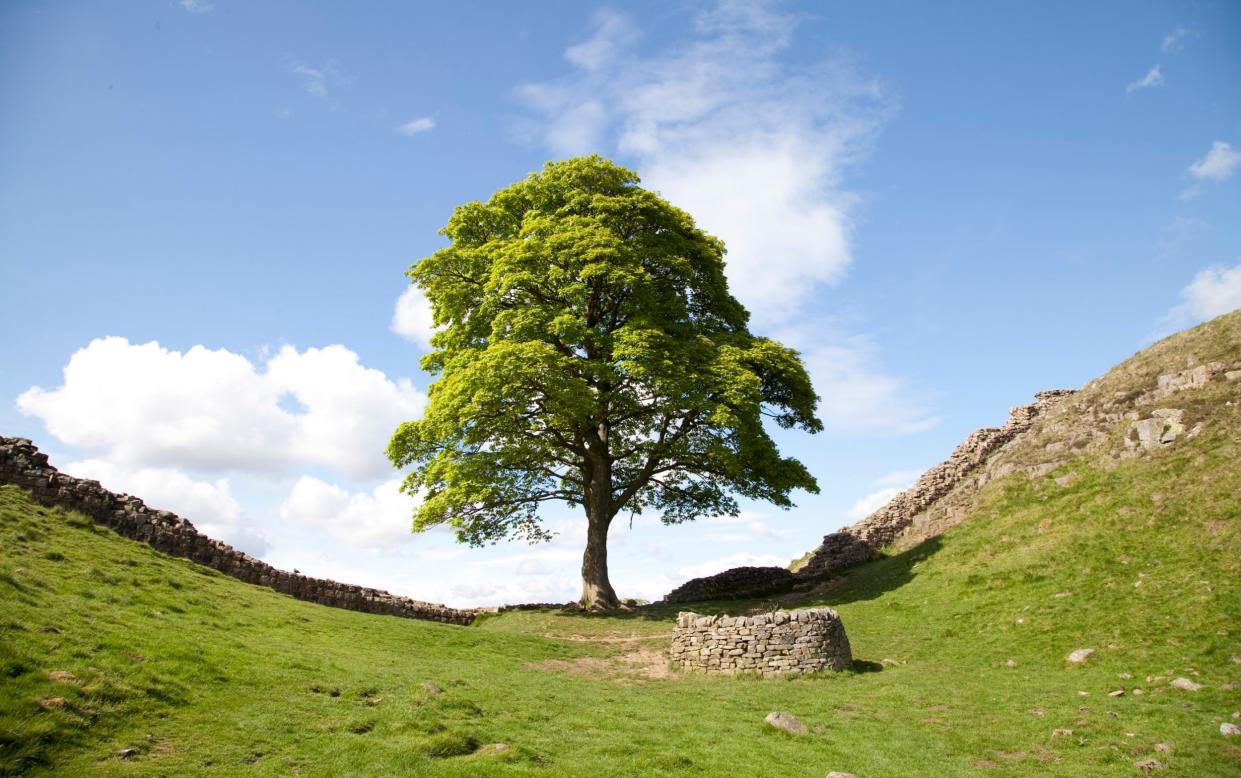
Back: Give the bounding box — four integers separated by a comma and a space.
2, 316, 1239, 776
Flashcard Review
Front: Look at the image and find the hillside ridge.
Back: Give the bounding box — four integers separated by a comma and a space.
666, 310, 1241, 603
0, 437, 477, 625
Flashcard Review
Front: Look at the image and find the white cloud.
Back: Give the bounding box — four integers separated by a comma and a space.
1177, 262, 1241, 320
1188, 141, 1241, 182
1161, 26, 1189, 53
565, 9, 639, 71
677, 552, 786, 580
17, 337, 425, 482
180, 0, 213, 13
872, 469, 923, 488
288, 58, 345, 102
516, 2, 889, 325
280, 475, 420, 549
801, 338, 938, 434
398, 117, 436, 136
1125, 65, 1164, 94
1155, 260, 1241, 336
847, 485, 906, 521
63, 458, 270, 556
391, 286, 438, 348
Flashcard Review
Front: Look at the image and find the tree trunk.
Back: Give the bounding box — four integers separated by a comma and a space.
580, 511, 619, 609
580, 441, 620, 609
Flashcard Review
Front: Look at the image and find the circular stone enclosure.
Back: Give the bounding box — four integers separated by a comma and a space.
671, 608, 852, 676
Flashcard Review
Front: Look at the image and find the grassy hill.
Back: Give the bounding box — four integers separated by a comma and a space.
2, 313, 1240, 776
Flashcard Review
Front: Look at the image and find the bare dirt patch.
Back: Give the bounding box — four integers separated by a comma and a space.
525, 648, 674, 682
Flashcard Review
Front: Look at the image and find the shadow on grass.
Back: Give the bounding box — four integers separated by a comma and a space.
511, 535, 946, 627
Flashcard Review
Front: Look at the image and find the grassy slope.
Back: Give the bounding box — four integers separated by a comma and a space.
2, 317, 1240, 777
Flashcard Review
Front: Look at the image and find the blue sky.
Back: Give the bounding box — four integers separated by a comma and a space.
2, 0, 1239, 606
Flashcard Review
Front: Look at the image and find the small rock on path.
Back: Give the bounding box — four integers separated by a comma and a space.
1170, 677, 1202, 691
1067, 648, 1094, 664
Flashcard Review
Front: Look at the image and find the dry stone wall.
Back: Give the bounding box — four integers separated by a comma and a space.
660, 390, 1076, 602
663, 566, 796, 604
0, 437, 477, 626
671, 608, 852, 675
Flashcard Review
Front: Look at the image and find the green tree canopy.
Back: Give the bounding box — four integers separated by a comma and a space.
388, 156, 821, 608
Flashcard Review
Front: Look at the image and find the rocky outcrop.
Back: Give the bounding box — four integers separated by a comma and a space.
0, 437, 477, 626
793, 390, 1075, 580
671, 608, 851, 675
663, 566, 796, 604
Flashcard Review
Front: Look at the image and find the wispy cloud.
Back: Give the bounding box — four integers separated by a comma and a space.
1154, 260, 1241, 337
398, 117, 436, 136
180, 0, 213, 14
287, 58, 347, 103
1161, 26, 1190, 53
1125, 64, 1164, 94
516, 2, 890, 325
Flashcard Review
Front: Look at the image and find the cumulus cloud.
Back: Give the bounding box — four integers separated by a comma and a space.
64, 458, 271, 556
1188, 141, 1241, 182
17, 337, 425, 481
1155, 260, 1241, 336
391, 286, 437, 348
398, 117, 436, 136
516, 1, 888, 325
1125, 65, 1164, 94
279, 475, 421, 548
180, 0, 213, 13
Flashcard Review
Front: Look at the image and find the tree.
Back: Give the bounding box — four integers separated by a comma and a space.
388, 156, 821, 608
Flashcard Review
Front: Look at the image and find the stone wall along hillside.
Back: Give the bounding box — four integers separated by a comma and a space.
0, 437, 477, 626
663, 566, 796, 604
671, 609, 852, 675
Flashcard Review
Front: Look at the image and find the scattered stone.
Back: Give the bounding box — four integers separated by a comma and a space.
1170, 678, 1202, 692
1052, 728, 1073, 738
421, 682, 445, 697
1119, 672, 1133, 679
47, 671, 77, 683
1067, 648, 1095, 664
1222, 722, 1241, 736
826, 773, 858, 778
1154, 743, 1173, 754
1220, 681, 1239, 691
1078, 691, 1090, 696
1133, 689, 1145, 696
477, 743, 511, 754
881, 658, 903, 667
1004, 659, 1018, 668
39, 697, 67, 710
1134, 758, 1164, 772
765, 711, 808, 735
1054, 474, 1077, 487
1031, 708, 1046, 717
115, 748, 138, 759
1109, 689, 1125, 697
1053, 591, 1072, 598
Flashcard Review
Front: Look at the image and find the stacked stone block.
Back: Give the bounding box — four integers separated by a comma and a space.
670, 609, 851, 676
